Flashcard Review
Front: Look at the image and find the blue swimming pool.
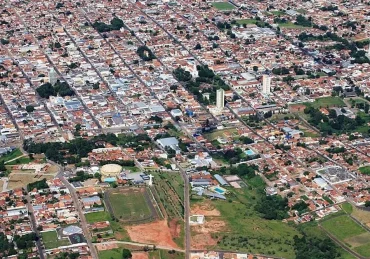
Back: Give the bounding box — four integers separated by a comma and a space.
214, 187, 226, 194
245, 149, 255, 156
104, 177, 116, 182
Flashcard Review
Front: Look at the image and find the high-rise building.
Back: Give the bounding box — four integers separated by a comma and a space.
216, 88, 225, 109
49, 68, 58, 86
262, 74, 271, 94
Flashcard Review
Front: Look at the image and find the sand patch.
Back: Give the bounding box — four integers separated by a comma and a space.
191, 201, 221, 216
132, 252, 149, 259
126, 220, 179, 249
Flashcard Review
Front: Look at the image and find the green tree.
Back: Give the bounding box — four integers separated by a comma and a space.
122, 249, 132, 259
0, 161, 6, 172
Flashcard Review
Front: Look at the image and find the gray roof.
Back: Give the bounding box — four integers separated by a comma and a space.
214, 174, 229, 186
156, 137, 179, 147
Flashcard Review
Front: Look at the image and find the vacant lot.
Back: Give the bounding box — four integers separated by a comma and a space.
106, 188, 153, 222
278, 22, 308, 29
236, 19, 257, 25
126, 220, 179, 249
99, 249, 184, 259
8, 173, 54, 190
85, 211, 111, 224
321, 214, 370, 256
212, 2, 235, 10
190, 176, 300, 259
321, 215, 365, 241
41, 231, 70, 249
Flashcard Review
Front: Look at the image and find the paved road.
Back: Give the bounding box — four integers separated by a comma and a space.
57, 173, 99, 259
25, 193, 45, 259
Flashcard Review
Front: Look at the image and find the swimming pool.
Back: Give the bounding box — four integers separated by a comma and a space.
214, 187, 226, 195
104, 177, 117, 182
245, 149, 255, 156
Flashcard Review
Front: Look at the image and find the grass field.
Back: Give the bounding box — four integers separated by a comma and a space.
271, 10, 285, 16
203, 128, 238, 141
8, 173, 54, 190
0, 149, 23, 163
41, 231, 70, 249
341, 202, 353, 214
298, 222, 356, 259
212, 2, 235, 10
106, 188, 152, 221
321, 215, 365, 241
236, 19, 257, 25
359, 166, 370, 175
6, 156, 32, 165
85, 211, 111, 224
306, 96, 345, 109
200, 175, 300, 258
278, 22, 308, 29
354, 244, 370, 257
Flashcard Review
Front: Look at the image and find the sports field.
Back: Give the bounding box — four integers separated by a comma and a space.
212, 2, 235, 10
105, 188, 153, 222
306, 96, 345, 109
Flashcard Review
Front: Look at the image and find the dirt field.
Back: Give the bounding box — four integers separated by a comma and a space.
190, 201, 226, 250
95, 243, 119, 251
169, 219, 181, 239
352, 208, 370, 227
191, 201, 221, 216
126, 220, 179, 249
8, 173, 54, 189
289, 104, 306, 113
191, 219, 226, 249
132, 252, 149, 259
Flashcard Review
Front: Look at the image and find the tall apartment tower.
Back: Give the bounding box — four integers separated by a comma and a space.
262, 74, 271, 94
49, 68, 58, 85
216, 88, 225, 109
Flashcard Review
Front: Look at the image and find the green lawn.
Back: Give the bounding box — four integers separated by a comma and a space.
271, 10, 286, 16
85, 211, 111, 223
6, 156, 33, 165
0, 149, 23, 163
99, 248, 122, 259
236, 19, 257, 25
341, 202, 353, 214
321, 215, 366, 241
41, 231, 70, 249
359, 166, 370, 175
212, 2, 235, 10
306, 96, 346, 109
354, 243, 370, 257
278, 22, 308, 29
107, 188, 151, 221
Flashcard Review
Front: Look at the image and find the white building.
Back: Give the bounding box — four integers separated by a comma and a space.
49, 68, 58, 85
262, 74, 271, 94
216, 88, 225, 109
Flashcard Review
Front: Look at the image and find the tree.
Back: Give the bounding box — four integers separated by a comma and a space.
365, 201, 370, 207
194, 43, 202, 50
26, 105, 35, 113
122, 248, 132, 259
0, 161, 6, 172
253, 66, 258, 72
